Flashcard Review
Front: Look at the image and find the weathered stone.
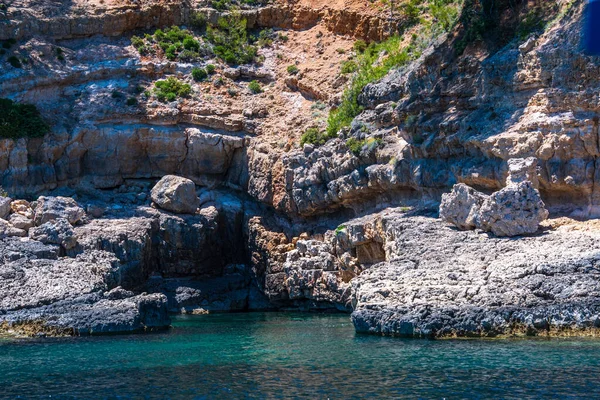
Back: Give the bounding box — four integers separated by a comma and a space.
0, 219, 27, 238
151, 175, 200, 214
11, 199, 34, 218
34, 196, 86, 226
439, 183, 488, 230
478, 181, 548, 237
29, 218, 78, 249
507, 157, 538, 188
0, 196, 12, 219
8, 213, 34, 231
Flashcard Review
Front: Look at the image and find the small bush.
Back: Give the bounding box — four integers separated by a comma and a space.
190, 11, 208, 31
300, 127, 336, 146
214, 76, 225, 87
340, 60, 358, 74
126, 97, 137, 106
256, 29, 274, 48
206, 12, 257, 65
0, 98, 50, 139
346, 138, 365, 155
248, 80, 262, 94
206, 64, 216, 74
183, 37, 200, 51
353, 39, 367, 53
7, 56, 20, 68
278, 33, 289, 42
192, 67, 208, 81
154, 77, 192, 102
227, 87, 238, 97
287, 64, 299, 75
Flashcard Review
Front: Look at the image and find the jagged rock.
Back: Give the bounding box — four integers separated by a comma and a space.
151, 175, 200, 214
478, 181, 549, 237
507, 157, 538, 188
439, 183, 488, 230
34, 196, 86, 226
0, 196, 12, 219
11, 199, 34, 218
8, 213, 34, 231
29, 218, 78, 249
0, 219, 27, 238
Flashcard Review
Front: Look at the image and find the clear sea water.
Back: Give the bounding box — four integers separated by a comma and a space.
2, 312, 600, 399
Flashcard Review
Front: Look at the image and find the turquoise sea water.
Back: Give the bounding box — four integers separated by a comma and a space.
2, 312, 600, 399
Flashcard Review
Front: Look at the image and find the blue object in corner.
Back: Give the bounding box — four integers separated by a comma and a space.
584, 0, 600, 55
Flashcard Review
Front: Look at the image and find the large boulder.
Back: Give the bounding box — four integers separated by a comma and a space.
478, 181, 549, 237
34, 196, 86, 226
151, 175, 199, 214
439, 183, 488, 230
0, 196, 12, 219
29, 218, 78, 249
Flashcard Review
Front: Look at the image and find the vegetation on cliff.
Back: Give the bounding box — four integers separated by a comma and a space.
206, 12, 258, 65
326, 0, 463, 138
0, 99, 49, 139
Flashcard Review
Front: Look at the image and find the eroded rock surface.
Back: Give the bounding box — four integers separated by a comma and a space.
351, 212, 600, 338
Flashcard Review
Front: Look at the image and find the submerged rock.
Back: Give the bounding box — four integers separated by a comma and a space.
151, 175, 200, 214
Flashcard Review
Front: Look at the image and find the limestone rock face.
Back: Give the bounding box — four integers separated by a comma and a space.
0, 196, 12, 219
151, 175, 200, 215
29, 218, 78, 250
351, 213, 600, 338
478, 182, 549, 237
506, 157, 539, 188
439, 183, 488, 230
34, 196, 86, 226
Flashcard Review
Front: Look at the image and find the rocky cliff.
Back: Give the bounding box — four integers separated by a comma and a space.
2, 0, 600, 338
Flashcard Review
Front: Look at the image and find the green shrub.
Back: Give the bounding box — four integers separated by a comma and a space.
353, 39, 367, 53
227, 87, 238, 96
429, 0, 460, 32
256, 29, 274, 48
287, 64, 299, 75
206, 64, 216, 74
111, 90, 123, 99
300, 127, 336, 146
206, 12, 257, 65
340, 60, 358, 74
278, 33, 289, 42
7, 56, 20, 68
126, 97, 137, 106
346, 138, 365, 155
190, 11, 208, 30
192, 67, 208, 81
183, 37, 200, 51
154, 77, 192, 102
0, 98, 50, 139
248, 80, 262, 94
